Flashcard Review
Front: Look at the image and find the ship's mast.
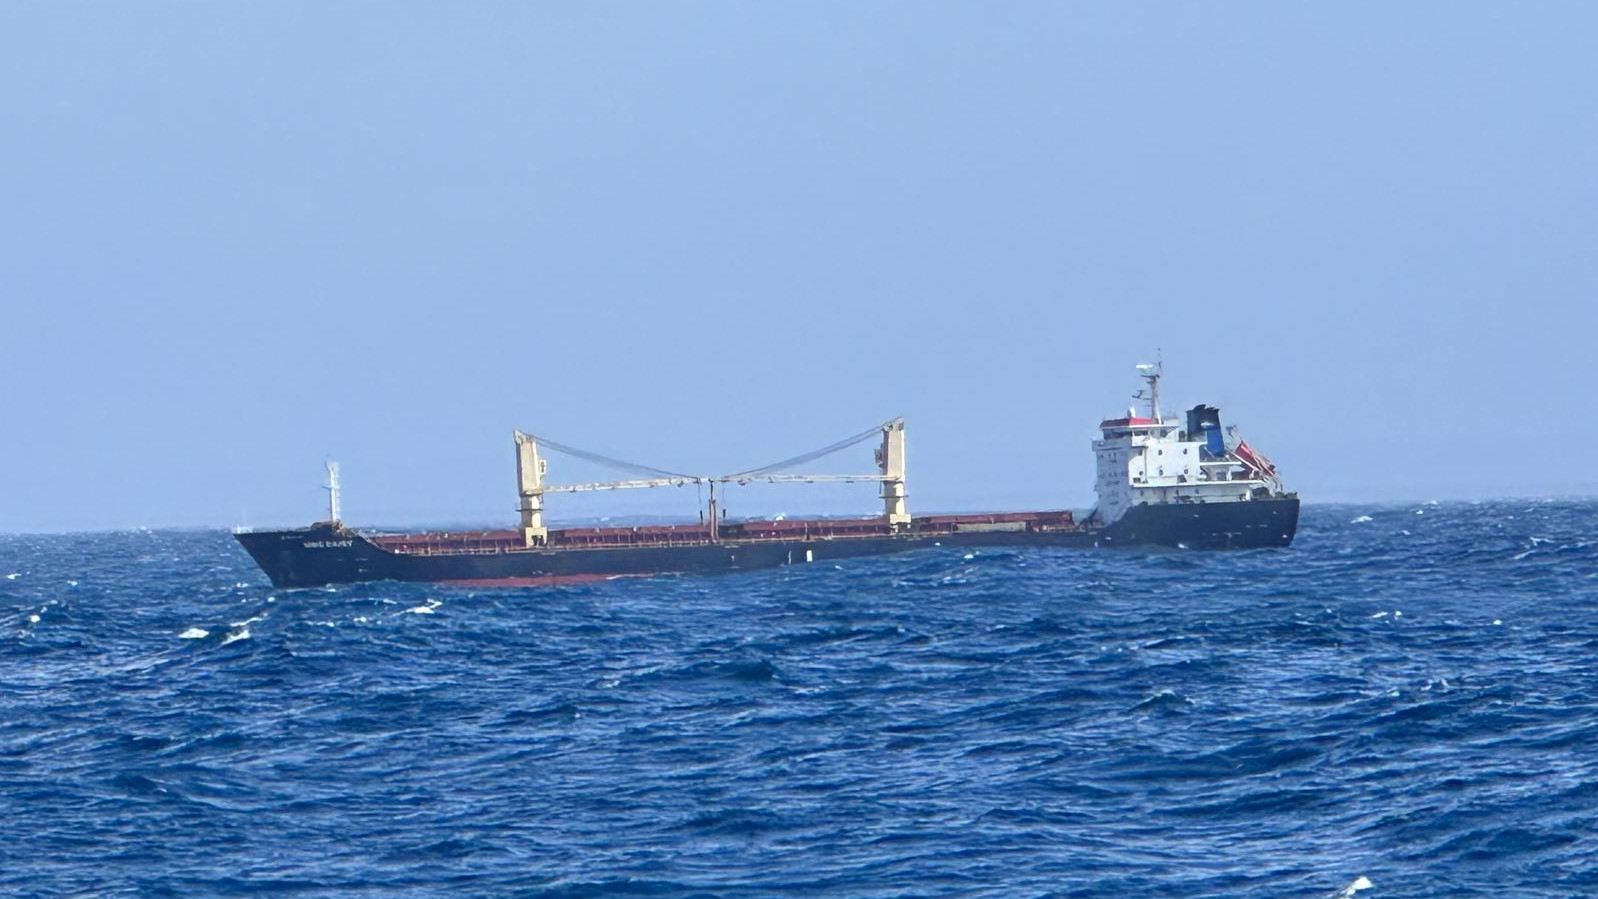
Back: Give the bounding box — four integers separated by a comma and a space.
324, 460, 342, 525
1136, 361, 1163, 422
707, 481, 719, 542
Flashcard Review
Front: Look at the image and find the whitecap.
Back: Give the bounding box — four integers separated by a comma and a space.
1336, 875, 1373, 897
221, 627, 250, 645
1351, 515, 1373, 524
963, 553, 976, 560
66, 580, 78, 587
230, 614, 266, 627
179, 627, 210, 639
26, 613, 40, 625
1130, 688, 1193, 712
1399, 529, 1411, 536
1415, 509, 1425, 515
4, 573, 17, 580
1370, 611, 1388, 619
401, 599, 442, 615
1511, 549, 1536, 562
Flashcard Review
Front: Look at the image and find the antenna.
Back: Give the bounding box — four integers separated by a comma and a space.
324, 460, 342, 525
1135, 359, 1164, 422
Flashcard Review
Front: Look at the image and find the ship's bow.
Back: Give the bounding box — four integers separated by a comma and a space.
235, 523, 374, 588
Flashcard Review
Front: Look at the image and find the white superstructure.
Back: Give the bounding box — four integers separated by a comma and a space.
1090, 363, 1284, 527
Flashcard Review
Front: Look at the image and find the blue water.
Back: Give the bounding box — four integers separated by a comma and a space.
3, 501, 1596, 897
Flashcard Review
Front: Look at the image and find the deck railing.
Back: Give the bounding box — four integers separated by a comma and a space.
372, 512, 1081, 557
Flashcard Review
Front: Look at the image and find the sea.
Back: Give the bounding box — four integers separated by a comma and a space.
3, 500, 1595, 898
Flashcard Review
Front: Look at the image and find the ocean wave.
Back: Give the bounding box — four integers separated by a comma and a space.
3, 500, 1598, 896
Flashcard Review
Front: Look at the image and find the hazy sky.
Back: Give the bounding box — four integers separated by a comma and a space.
3, 3, 1595, 532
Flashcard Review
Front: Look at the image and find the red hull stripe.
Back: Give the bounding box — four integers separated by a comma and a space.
437, 573, 660, 588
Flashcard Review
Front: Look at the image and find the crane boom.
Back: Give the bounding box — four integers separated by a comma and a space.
544, 477, 702, 494
544, 473, 889, 493
723, 474, 890, 485
514, 417, 910, 543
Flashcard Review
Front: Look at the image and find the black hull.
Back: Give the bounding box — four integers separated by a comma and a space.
235, 498, 1299, 589
1097, 495, 1301, 549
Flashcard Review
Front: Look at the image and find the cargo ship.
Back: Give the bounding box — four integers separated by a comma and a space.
236, 364, 1298, 588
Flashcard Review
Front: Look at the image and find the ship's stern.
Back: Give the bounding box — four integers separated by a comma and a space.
1102, 494, 1299, 549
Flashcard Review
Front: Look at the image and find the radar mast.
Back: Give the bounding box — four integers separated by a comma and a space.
1135, 360, 1164, 422
324, 460, 342, 525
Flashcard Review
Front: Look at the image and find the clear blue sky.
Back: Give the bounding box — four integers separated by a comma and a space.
3, 3, 1594, 532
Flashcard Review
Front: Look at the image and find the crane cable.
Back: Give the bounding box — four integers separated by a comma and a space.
524, 419, 893, 483
519, 433, 698, 480
722, 421, 890, 480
